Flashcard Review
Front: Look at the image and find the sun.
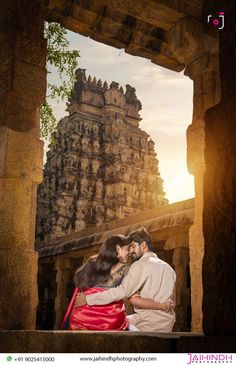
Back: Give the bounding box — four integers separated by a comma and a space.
164, 169, 195, 203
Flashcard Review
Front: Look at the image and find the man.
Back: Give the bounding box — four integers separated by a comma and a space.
75, 227, 176, 332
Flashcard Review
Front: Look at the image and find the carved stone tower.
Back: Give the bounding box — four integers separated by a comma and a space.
36, 69, 168, 245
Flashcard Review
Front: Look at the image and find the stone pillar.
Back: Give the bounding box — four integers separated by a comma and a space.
186, 53, 220, 332
202, 0, 236, 334
54, 258, 71, 329
82, 253, 92, 264
167, 18, 220, 332
165, 230, 190, 331
0, 1, 46, 329
173, 247, 190, 331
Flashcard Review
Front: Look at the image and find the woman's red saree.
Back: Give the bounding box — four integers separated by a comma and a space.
61, 287, 128, 331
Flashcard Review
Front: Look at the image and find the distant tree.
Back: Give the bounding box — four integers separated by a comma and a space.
41, 22, 80, 142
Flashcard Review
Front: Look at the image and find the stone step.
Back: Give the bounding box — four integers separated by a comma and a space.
0, 331, 235, 353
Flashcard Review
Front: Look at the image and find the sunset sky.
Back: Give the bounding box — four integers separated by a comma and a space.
47, 30, 194, 203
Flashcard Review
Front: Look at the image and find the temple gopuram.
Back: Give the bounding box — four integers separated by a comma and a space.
35, 69, 193, 332
36, 69, 168, 245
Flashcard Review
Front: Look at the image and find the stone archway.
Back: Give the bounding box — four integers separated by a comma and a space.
1, 0, 234, 335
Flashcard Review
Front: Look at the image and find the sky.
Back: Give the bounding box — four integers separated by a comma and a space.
47, 30, 195, 203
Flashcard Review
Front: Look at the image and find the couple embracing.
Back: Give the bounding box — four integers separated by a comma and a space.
62, 227, 176, 332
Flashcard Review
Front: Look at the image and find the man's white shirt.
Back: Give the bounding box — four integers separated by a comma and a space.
86, 252, 176, 332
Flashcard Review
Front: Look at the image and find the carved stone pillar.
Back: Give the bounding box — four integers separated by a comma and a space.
202, 0, 236, 335
0, 0, 46, 329
54, 258, 71, 329
173, 247, 190, 331
167, 18, 220, 332
186, 54, 220, 332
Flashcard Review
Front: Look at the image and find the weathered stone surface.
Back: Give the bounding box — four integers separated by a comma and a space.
187, 64, 220, 333
54, 258, 71, 329
36, 69, 167, 245
0, 331, 235, 353
0, 127, 44, 330
37, 199, 194, 258
167, 17, 215, 65
203, 0, 236, 335
46, 0, 187, 72
0, 0, 47, 131
0, 127, 43, 182
180, 21, 220, 332
0, 1, 46, 330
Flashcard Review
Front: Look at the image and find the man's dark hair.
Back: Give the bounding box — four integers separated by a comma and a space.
128, 227, 153, 251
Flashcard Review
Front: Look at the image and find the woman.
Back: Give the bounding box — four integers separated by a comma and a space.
62, 234, 172, 331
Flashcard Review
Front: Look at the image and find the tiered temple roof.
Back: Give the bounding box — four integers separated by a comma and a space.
36, 69, 168, 246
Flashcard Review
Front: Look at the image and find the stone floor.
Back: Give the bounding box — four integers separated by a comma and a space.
0, 331, 235, 353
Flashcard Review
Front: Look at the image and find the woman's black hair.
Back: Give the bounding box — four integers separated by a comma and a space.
74, 234, 128, 289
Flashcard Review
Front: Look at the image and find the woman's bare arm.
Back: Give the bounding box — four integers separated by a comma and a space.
129, 294, 174, 312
